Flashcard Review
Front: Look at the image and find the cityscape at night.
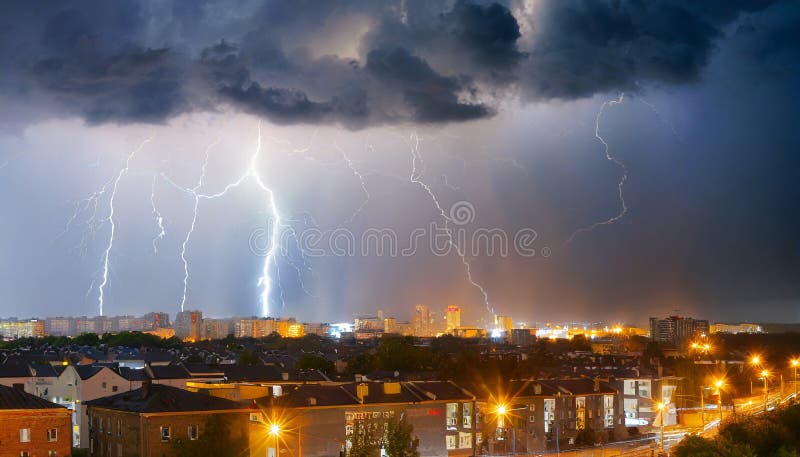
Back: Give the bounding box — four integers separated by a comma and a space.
1, 0, 799, 456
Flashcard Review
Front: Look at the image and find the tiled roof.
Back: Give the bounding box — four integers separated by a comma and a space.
0, 364, 32, 378
0, 384, 66, 410
73, 365, 104, 380
117, 367, 149, 382
148, 364, 190, 380
30, 364, 59, 377
86, 384, 249, 413
222, 365, 284, 382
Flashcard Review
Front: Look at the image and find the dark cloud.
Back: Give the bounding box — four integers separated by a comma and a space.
521, 0, 781, 99
365, 47, 489, 122
0, 0, 791, 126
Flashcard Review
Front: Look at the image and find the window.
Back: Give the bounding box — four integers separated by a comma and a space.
603, 395, 615, 428
48, 452, 58, 457
20, 452, 29, 457
188, 425, 199, 440
576, 397, 586, 430
107, 417, 112, 435
446, 403, 458, 428
117, 443, 123, 457
529, 415, 536, 423
20, 428, 31, 443
462, 402, 472, 428
543, 399, 555, 433
160, 426, 171, 442
445, 434, 457, 450
458, 432, 471, 449
102, 382, 107, 389
47, 428, 58, 442
112, 385, 118, 392
117, 419, 122, 437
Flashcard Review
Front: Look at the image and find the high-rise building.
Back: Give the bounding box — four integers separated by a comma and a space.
0, 318, 45, 339
203, 318, 233, 340
413, 304, 432, 337
383, 317, 397, 334
144, 312, 171, 329
175, 310, 202, 341
45, 317, 75, 337
649, 316, 709, 345
445, 305, 461, 333
494, 315, 513, 333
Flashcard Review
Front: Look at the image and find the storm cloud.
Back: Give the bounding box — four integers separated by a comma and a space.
0, 0, 788, 126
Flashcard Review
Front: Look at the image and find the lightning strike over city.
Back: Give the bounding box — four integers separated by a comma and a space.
1, 3, 800, 453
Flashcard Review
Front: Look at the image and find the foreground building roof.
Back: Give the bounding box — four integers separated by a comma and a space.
86, 384, 250, 414
0, 384, 66, 410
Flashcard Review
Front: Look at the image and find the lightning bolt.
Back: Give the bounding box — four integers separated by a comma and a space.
164, 124, 283, 317
334, 141, 371, 225
96, 138, 152, 315
150, 175, 166, 255
564, 93, 628, 245
173, 139, 219, 312
405, 131, 493, 314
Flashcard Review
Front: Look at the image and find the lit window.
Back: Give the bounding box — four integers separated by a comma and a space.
160, 426, 171, 442
47, 428, 58, 442
48, 452, 58, 457
20, 452, 30, 457
20, 428, 31, 443
445, 435, 457, 449
188, 425, 199, 440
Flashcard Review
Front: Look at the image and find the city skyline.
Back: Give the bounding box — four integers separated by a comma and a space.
1, 1, 799, 325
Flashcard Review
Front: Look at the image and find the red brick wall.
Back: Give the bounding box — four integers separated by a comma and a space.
88, 408, 249, 457
0, 409, 72, 457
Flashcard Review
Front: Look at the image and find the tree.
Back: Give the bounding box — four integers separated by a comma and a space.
73, 332, 100, 346
384, 418, 420, 457
172, 415, 247, 457
296, 354, 335, 376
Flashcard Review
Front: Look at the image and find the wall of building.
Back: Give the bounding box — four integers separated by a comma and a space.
0, 409, 72, 457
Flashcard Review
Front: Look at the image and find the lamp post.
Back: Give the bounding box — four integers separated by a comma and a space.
760, 370, 769, 412
791, 359, 799, 401
656, 402, 666, 451
269, 423, 280, 457
714, 379, 725, 423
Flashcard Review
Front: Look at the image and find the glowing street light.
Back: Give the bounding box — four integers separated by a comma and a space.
268, 423, 281, 457
791, 359, 799, 401
759, 370, 770, 412
713, 378, 726, 422
656, 402, 666, 450
750, 355, 761, 366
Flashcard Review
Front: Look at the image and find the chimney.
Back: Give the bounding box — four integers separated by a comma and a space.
142, 378, 152, 398
356, 383, 369, 402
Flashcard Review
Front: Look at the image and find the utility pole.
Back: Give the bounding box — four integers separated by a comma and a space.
700, 386, 704, 426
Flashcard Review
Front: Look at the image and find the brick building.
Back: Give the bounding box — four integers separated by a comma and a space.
85, 382, 250, 457
0, 383, 72, 457
475, 378, 624, 455
253, 380, 476, 457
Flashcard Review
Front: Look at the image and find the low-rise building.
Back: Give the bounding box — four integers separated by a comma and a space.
86, 382, 250, 457
253, 380, 476, 457
0, 383, 72, 457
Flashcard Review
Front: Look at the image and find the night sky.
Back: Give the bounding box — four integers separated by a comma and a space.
0, 0, 798, 325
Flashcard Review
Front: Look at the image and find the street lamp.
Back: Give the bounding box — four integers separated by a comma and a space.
269, 423, 281, 457
760, 370, 770, 412
656, 402, 666, 451
714, 378, 725, 423
791, 359, 799, 401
